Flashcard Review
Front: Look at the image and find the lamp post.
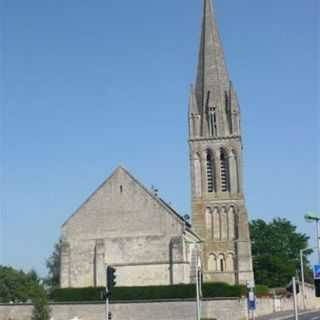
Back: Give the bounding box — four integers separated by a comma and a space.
304, 212, 320, 264
185, 239, 203, 320
300, 246, 317, 310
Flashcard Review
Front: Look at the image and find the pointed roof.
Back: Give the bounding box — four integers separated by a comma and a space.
62, 165, 197, 235
195, 0, 229, 110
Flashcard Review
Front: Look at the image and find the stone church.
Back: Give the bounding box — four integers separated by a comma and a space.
60, 0, 254, 288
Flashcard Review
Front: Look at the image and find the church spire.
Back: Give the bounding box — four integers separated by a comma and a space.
188, 0, 254, 286
194, 0, 231, 137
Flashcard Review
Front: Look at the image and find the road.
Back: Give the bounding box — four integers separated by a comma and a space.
256, 310, 320, 320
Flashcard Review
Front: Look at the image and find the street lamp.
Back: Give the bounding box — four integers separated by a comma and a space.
304, 212, 320, 264
185, 239, 203, 320
300, 247, 316, 310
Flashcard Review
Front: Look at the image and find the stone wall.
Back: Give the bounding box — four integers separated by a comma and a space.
61, 167, 199, 288
1, 288, 319, 320
0, 299, 245, 320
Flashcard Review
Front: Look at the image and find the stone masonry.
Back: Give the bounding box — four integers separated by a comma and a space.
60, 0, 254, 289
188, 0, 254, 284
61, 167, 200, 288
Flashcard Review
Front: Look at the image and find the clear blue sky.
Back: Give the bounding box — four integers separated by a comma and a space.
1, 0, 319, 276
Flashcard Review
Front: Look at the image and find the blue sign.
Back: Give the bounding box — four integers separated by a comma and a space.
314, 265, 320, 279
248, 299, 256, 311
248, 292, 256, 311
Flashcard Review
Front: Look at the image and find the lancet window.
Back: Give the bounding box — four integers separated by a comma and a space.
217, 254, 226, 272
206, 151, 216, 193
225, 91, 233, 134
220, 148, 230, 192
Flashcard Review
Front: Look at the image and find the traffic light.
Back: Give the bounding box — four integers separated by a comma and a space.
106, 266, 117, 294
315, 279, 320, 297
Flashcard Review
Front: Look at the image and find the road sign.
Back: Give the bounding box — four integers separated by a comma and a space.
314, 265, 320, 279
248, 291, 256, 311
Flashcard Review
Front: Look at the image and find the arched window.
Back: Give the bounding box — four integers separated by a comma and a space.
206, 150, 216, 193
217, 254, 226, 272
208, 254, 217, 272
220, 148, 230, 192
193, 153, 202, 197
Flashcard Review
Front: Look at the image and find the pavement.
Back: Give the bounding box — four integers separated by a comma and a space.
256, 310, 320, 320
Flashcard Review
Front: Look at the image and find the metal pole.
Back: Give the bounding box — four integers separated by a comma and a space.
317, 220, 320, 264
195, 260, 201, 320
106, 296, 109, 320
292, 277, 299, 320
300, 250, 306, 310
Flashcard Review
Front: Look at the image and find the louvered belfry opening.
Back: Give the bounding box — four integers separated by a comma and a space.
206, 151, 214, 192
220, 148, 230, 192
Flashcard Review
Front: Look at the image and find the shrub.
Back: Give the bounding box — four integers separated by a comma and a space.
31, 286, 51, 320
50, 287, 106, 302
203, 282, 245, 298
255, 285, 270, 297
50, 282, 245, 302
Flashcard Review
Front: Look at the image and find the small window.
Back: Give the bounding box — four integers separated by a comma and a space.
120, 185, 123, 193
220, 259, 224, 272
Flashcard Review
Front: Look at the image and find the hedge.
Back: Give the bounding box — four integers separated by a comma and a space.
255, 285, 270, 297
50, 283, 251, 302
50, 287, 106, 302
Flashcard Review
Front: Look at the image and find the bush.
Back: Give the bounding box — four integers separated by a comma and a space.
203, 282, 245, 298
50, 283, 245, 302
50, 287, 106, 302
255, 285, 270, 297
31, 286, 51, 320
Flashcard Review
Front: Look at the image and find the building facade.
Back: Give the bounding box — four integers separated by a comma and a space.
60, 0, 254, 288
189, 0, 254, 285
60, 167, 200, 288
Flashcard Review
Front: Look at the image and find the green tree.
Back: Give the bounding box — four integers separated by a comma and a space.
250, 218, 313, 287
31, 285, 51, 320
45, 240, 62, 289
0, 266, 41, 303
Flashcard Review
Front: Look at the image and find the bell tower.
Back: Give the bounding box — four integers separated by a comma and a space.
189, 0, 254, 284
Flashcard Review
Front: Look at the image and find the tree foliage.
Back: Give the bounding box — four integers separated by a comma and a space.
0, 266, 41, 303
250, 218, 313, 287
31, 285, 51, 320
45, 240, 62, 289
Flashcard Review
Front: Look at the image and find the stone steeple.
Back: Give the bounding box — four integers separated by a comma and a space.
188, 0, 254, 285
190, 0, 241, 139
